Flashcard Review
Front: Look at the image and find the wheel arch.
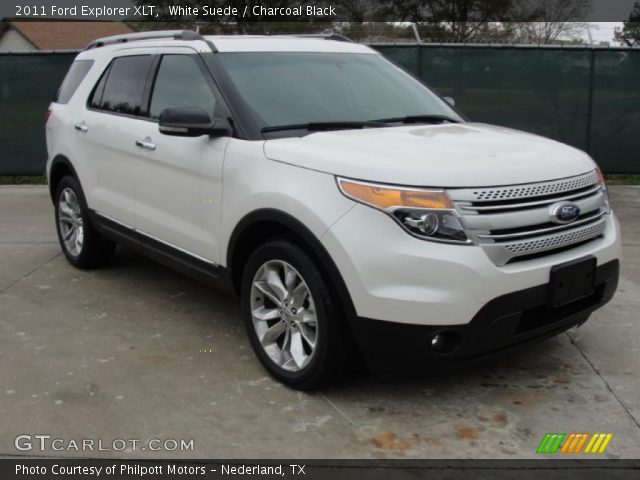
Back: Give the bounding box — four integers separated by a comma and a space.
48, 155, 79, 203
227, 209, 357, 321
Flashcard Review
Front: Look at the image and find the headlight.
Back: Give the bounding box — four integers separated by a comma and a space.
337, 177, 471, 244
595, 167, 611, 213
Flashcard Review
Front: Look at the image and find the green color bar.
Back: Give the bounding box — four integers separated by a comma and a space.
537, 433, 566, 454
549, 433, 566, 453
536, 433, 553, 453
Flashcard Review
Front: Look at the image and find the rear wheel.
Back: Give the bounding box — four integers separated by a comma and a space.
54, 176, 115, 268
241, 239, 354, 390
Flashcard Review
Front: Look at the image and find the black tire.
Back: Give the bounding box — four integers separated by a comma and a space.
54, 175, 115, 268
241, 239, 354, 390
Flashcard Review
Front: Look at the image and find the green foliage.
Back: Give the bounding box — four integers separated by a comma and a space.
615, 1, 640, 46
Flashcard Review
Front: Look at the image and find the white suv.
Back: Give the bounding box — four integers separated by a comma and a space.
46, 31, 621, 389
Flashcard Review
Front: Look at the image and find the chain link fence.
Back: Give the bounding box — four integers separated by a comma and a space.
0, 45, 638, 175
375, 44, 640, 174
0, 52, 76, 175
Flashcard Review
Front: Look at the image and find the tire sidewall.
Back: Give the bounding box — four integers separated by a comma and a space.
241, 240, 334, 388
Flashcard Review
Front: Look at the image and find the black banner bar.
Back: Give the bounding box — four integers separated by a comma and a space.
2, 0, 640, 22
2, 459, 640, 479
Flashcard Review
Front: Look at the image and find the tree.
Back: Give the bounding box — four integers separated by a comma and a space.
509, 0, 590, 44
131, 0, 331, 34
615, 1, 640, 46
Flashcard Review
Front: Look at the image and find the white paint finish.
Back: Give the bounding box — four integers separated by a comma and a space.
204, 36, 376, 54
322, 205, 621, 325
132, 121, 229, 261
218, 139, 355, 267
264, 123, 597, 188
47, 34, 622, 334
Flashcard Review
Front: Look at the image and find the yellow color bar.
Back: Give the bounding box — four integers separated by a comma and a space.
598, 434, 613, 453
584, 434, 598, 453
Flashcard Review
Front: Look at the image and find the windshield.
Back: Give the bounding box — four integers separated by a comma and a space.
217, 52, 463, 134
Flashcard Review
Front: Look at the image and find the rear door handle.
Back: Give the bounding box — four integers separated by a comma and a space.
74, 122, 88, 132
135, 139, 156, 151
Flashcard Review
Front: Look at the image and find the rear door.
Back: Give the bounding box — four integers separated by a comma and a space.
132, 48, 230, 262
78, 50, 156, 227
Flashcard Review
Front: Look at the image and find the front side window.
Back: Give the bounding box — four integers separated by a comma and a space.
149, 55, 217, 120
90, 55, 152, 115
217, 52, 462, 132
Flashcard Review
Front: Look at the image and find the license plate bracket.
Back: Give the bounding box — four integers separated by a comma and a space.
549, 256, 597, 308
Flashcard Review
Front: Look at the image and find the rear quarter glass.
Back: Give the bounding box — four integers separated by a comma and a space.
55, 59, 94, 104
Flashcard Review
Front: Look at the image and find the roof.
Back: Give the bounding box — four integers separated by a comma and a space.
7, 21, 133, 50
78, 32, 376, 58
203, 36, 374, 54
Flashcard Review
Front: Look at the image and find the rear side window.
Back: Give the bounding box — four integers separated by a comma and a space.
90, 55, 152, 116
149, 55, 217, 120
55, 59, 94, 104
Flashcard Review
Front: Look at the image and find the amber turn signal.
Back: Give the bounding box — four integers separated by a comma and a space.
338, 178, 453, 210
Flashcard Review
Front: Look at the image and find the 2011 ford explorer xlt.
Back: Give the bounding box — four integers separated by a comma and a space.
46, 31, 621, 389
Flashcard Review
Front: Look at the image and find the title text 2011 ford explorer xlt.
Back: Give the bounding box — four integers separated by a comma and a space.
46, 31, 621, 389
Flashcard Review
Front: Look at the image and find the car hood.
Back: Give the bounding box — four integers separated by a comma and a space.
263, 123, 596, 187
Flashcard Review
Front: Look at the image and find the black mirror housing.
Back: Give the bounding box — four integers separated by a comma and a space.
158, 107, 231, 137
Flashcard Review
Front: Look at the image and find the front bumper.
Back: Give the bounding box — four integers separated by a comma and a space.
322, 204, 621, 325
352, 259, 619, 371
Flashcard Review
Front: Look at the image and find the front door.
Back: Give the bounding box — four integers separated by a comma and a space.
133, 51, 229, 263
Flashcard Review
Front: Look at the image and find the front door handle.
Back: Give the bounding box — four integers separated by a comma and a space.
135, 138, 156, 151
74, 122, 88, 133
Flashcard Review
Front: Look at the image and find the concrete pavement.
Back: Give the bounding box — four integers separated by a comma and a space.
0, 185, 639, 459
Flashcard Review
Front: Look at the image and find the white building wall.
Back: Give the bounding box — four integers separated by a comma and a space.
0, 29, 36, 52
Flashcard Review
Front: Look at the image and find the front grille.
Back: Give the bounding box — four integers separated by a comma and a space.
448, 170, 609, 265
466, 171, 599, 202
503, 220, 606, 255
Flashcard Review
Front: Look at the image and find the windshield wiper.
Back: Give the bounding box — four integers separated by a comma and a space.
261, 121, 388, 133
370, 114, 461, 125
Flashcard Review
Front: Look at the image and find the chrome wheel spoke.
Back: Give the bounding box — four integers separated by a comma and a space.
259, 320, 286, 347
265, 267, 288, 302
252, 306, 281, 322
298, 323, 317, 350
284, 264, 297, 294
289, 331, 307, 368
254, 281, 282, 306
291, 282, 309, 310
62, 226, 74, 241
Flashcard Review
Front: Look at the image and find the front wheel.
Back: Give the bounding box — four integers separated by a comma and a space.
241, 239, 354, 390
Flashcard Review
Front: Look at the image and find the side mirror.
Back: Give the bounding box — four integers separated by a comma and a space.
158, 106, 231, 138
444, 96, 456, 107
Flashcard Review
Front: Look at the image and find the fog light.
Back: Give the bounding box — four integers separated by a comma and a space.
430, 330, 461, 355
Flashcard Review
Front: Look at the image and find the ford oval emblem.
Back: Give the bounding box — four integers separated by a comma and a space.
549, 202, 581, 224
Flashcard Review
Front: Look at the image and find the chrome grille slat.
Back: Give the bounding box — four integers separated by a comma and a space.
459, 184, 603, 212
464, 170, 598, 202
462, 191, 604, 231
503, 220, 606, 254
447, 170, 608, 265
477, 211, 607, 240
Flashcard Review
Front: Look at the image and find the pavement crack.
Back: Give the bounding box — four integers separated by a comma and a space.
0, 251, 61, 296
566, 332, 640, 431
321, 393, 355, 426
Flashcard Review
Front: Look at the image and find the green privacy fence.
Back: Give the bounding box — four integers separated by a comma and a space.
373, 44, 640, 174
0, 52, 76, 175
0, 45, 639, 175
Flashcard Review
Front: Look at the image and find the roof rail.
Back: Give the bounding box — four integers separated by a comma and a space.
286, 33, 353, 43
85, 30, 214, 50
